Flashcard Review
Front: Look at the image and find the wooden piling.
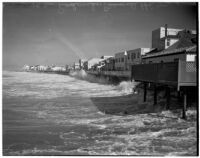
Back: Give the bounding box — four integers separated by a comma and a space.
144, 82, 147, 102
166, 87, 170, 110
182, 93, 187, 120
154, 84, 157, 105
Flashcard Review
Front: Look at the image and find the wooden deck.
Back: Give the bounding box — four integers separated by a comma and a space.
131, 61, 197, 119
131, 61, 196, 90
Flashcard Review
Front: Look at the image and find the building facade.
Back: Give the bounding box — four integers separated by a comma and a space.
74, 62, 80, 70
143, 30, 197, 64
79, 59, 87, 69
152, 26, 182, 51
115, 51, 127, 71
126, 48, 151, 70
84, 58, 102, 70
101, 55, 113, 59
105, 57, 115, 71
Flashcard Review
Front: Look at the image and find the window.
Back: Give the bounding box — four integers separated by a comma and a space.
133, 53, 136, 59
128, 54, 130, 60
137, 52, 140, 58
167, 39, 170, 46
131, 54, 133, 61
121, 58, 124, 62
174, 58, 179, 62
186, 55, 195, 62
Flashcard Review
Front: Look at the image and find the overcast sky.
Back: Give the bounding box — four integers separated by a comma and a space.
3, 2, 197, 70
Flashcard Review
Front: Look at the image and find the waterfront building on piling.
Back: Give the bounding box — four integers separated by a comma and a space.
101, 55, 113, 59
103, 57, 115, 71
51, 66, 66, 72
73, 62, 80, 70
131, 28, 197, 119
143, 29, 197, 64
79, 59, 87, 69
37, 65, 48, 71
115, 51, 128, 71
84, 58, 103, 70
126, 48, 152, 70
97, 56, 114, 71
23, 65, 30, 71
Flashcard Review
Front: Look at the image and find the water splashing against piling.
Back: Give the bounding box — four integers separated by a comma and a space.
3, 70, 197, 156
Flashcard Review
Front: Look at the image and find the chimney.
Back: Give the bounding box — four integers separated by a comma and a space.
165, 24, 168, 38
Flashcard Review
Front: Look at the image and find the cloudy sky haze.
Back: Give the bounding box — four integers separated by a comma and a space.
3, 2, 197, 70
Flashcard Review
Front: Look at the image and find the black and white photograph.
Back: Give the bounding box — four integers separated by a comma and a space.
2, 2, 198, 156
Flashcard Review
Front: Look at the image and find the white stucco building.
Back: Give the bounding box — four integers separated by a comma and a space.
126, 48, 151, 70
152, 25, 183, 51
84, 58, 102, 70
114, 51, 127, 71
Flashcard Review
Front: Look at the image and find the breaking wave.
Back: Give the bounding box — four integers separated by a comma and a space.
69, 69, 110, 84
3, 70, 137, 99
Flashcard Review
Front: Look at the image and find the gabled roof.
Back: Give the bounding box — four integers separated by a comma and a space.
166, 33, 196, 51
143, 32, 197, 59
143, 45, 197, 59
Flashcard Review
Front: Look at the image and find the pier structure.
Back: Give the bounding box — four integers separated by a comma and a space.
132, 49, 197, 119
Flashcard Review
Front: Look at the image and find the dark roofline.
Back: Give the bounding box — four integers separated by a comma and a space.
161, 35, 179, 39
142, 46, 196, 59
142, 51, 185, 59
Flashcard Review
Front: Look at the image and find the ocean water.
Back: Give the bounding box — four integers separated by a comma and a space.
3, 70, 197, 156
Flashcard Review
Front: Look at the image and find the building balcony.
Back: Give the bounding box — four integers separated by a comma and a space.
131, 61, 196, 90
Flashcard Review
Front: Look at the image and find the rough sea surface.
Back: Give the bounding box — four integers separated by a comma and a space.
3, 70, 197, 156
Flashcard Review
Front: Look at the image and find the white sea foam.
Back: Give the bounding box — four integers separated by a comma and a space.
3, 70, 137, 99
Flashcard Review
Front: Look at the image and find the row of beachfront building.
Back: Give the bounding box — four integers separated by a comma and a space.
23, 25, 197, 74
74, 25, 197, 72
23, 64, 68, 72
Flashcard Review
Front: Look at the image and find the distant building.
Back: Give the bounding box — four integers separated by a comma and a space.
23, 65, 30, 71
51, 66, 66, 71
74, 62, 80, 70
101, 55, 113, 59
126, 48, 151, 70
84, 58, 102, 70
103, 57, 115, 71
30, 66, 35, 70
115, 51, 127, 71
79, 59, 87, 69
37, 65, 48, 71
143, 29, 197, 64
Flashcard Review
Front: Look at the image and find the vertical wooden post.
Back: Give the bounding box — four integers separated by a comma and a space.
182, 93, 187, 120
154, 84, 157, 105
166, 87, 170, 110
144, 82, 147, 102
177, 91, 182, 103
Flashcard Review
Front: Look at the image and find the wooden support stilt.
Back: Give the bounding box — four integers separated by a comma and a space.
182, 93, 187, 120
178, 91, 182, 102
166, 87, 170, 110
144, 82, 147, 102
154, 84, 157, 105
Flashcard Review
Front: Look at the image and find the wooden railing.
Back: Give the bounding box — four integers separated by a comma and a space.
131, 61, 196, 89
178, 61, 197, 89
